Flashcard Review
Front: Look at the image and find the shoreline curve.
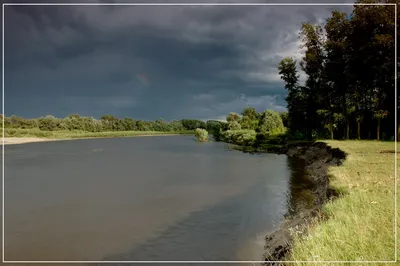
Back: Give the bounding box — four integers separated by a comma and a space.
1, 134, 183, 145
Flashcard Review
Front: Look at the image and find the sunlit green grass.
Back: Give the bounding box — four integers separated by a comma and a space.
290, 140, 398, 264
1, 127, 194, 139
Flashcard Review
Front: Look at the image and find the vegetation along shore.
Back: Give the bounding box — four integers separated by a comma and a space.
0, 114, 202, 144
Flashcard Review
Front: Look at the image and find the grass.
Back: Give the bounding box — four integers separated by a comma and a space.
290, 140, 398, 264
1, 127, 194, 139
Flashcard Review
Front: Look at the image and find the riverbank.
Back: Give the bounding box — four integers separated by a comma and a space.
289, 141, 398, 263
259, 140, 398, 264
262, 142, 346, 263
1, 130, 193, 145
1, 128, 194, 145
2, 137, 61, 145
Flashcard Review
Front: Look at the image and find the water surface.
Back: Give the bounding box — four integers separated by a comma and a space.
4, 136, 296, 263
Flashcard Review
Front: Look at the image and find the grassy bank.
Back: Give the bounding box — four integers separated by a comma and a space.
1, 127, 194, 139
290, 140, 398, 263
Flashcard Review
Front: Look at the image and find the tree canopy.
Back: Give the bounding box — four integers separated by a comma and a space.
278, 0, 396, 140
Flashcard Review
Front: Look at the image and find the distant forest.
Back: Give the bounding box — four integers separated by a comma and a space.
278, 0, 397, 141
1, 114, 208, 133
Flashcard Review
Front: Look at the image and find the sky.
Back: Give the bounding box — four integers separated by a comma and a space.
3, 0, 353, 121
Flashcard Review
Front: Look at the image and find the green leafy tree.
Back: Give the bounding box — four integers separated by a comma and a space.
241, 107, 258, 120
206, 120, 226, 141
226, 112, 241, 123
38, 115, 58, 131
278, 57, 306, 137
349, 1, 395, 140
257, 110, 285, 135
228, 121, 242, 130
299, 23, 326, 139
324, 11, 353, 139
279, 112, 289, 128
181, 119, 206, 130
122, 118, 136, 131
240, 107, 259, 130
195, 128, 208, 142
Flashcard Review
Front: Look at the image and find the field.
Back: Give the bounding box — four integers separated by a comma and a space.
290, 140, 399, 264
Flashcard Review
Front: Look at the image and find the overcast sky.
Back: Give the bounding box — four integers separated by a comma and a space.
3, 0, 353, 121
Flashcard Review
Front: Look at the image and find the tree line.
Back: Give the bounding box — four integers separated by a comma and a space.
1, 114, 207, 132
205, 107, 286, 146
278, 0, 397, 141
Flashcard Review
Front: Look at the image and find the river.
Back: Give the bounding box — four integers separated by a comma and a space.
3, 135, 302, 264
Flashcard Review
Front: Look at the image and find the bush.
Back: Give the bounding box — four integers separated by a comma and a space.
236, 131, 257, 146
287, 131, 306, 140
256, 132, 270, 143
220, 130, 256, 146
195, 128, 209, 142
265, 133, 287, 145
255, 132, 287, 145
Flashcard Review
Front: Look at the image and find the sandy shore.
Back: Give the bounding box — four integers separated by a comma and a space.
1, 137, 61, 145
1, 134, 183, 145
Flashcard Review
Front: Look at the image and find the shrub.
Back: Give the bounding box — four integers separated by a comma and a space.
256, 132, 270, 143
195, 128, 209, 142
265, 133, 287, 145
220, 130, 256, 146
236, 131, 257, 146
287, 131, 306, 140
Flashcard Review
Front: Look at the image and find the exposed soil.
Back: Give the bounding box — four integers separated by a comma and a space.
262, 142, 347, 265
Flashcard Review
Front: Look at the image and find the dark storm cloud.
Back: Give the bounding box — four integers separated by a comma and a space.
3, 2, 353, 120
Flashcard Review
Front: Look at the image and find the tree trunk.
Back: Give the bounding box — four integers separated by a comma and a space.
357, 120, 361, 140
346, 122, 350, 140
377, 118, 380, 141
398, 123, 400, 142
329, 114, 333, 140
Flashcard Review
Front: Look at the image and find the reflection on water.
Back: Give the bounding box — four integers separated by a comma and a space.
3, 136, 302, 262
285, 158, 317, 217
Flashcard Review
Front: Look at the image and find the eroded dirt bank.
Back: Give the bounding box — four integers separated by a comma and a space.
263, 142, 347, 264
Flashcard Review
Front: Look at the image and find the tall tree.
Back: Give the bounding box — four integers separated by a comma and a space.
278, 57, 306, 137
278, 1, 396, 141
299, 23, 326, 139
350, 1, 395, 140
325, 11, 353, 139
